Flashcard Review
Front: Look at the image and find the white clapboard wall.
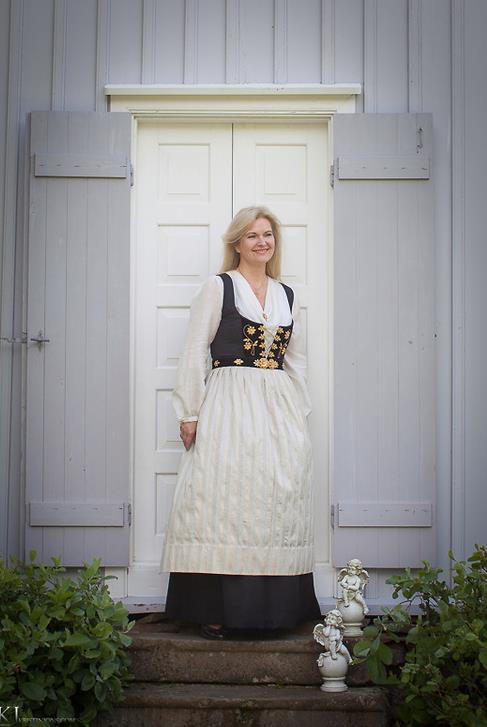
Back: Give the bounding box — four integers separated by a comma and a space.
332, 113, 436, 569
26, 111, 132, 566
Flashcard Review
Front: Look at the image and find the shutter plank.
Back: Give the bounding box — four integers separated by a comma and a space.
337, 502, 433, 528
29, 502, 126, 527
35, 152, 128, 178
338, 155, 430, 179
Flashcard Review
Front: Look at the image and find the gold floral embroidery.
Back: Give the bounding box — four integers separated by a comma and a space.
213, 360, 220, 367
243, 324, 259, 356
240, 320, 293, 369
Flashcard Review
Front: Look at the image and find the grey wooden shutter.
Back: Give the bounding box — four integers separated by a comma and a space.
26, 111, 131, 566
332, 113, 436, 568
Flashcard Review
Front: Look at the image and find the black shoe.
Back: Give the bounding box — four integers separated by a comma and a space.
200, 623, 229, 640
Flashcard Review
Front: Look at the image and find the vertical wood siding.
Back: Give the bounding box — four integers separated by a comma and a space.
0, 0, 17, 562
454, 0, 487, 558
0, 0, 485, 581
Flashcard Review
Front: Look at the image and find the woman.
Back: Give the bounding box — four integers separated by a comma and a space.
159, 206, 321, 639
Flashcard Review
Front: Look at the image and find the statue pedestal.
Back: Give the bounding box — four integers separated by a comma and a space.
317, 652, 349, 692
337, 599, 365, 636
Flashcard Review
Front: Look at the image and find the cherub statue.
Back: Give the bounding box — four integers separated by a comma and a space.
313, 609, 352, 664
337, 558, 369, 615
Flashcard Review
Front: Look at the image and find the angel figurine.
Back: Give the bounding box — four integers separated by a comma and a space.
313, 609, 352, 664
337, 558, 369, 615
313, 609, 352, 692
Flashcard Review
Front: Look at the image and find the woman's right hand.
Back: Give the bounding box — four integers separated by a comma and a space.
179, 421, 197, 450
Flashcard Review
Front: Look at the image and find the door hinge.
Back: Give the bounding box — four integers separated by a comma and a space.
0, 329, 50, 349
330, 504, 335, 529
329, 163, 335, 188
1, 331, 27, 344
130, 163, 134, 187
127, 503, 132, 526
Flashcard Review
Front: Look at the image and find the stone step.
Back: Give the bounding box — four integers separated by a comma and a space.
127, 618, 405, 687
94, 683, 391, 727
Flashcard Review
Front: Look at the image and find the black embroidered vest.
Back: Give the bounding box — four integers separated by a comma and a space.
210, 273, 294, 370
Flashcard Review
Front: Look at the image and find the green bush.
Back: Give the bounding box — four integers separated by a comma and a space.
353, 544, 487, 726
0, 550, 135, 726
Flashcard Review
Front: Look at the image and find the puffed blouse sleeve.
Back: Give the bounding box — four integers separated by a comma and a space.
172, 275, 223, 423
283, 286, 312, 418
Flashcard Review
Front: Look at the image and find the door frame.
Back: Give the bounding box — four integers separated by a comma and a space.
106, 85, 359, 611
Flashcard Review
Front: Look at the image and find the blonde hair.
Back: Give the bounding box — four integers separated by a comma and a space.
218, 206, 282, 279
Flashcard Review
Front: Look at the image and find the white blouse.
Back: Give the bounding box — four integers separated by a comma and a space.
173, 270, 312, 422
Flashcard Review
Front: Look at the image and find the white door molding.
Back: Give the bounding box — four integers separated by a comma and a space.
104, 85, 355, 610
106, 84, 359, 118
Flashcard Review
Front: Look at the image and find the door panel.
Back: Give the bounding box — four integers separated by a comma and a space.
233, 123, 331, 597
132, 122, 232, 595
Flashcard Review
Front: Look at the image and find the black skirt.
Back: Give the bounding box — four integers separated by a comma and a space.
165, 571, 322, 629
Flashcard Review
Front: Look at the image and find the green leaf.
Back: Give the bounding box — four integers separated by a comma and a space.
376, 642, 393, 665
369, 635, 381, 655
362, 625, 379, 638
93, 621, 113, 639
85, 649, 102, 661
353, 642, 370, 657
56, 701, 75, 718
479, 650, 487, 669
79, 704, 98, 724
95, 681, 106, 702
20, 681, 46, 701
367, 656, 388, 683
406, 626, 419, 644
64, 633, 94, 648
118, 632, 132, 647
81, 673, 96, 691
99, 660, 117, 680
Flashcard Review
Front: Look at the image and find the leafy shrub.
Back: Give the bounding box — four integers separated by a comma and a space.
353, 544, 487, 726
0, 551, 135, 725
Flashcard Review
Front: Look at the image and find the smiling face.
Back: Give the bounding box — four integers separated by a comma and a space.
234, 216, 275, 268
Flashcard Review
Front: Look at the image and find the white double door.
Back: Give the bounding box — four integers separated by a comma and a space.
130, 120, 332, 603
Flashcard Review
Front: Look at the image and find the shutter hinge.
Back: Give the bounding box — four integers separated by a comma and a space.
127, 503, 132, 526
329, 163, 335, 188
330, 504, 335, 529
130, 163, 134, 187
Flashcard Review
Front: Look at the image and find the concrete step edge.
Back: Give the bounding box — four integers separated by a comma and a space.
118, 683, 390, 712
129, 634, 322, 653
